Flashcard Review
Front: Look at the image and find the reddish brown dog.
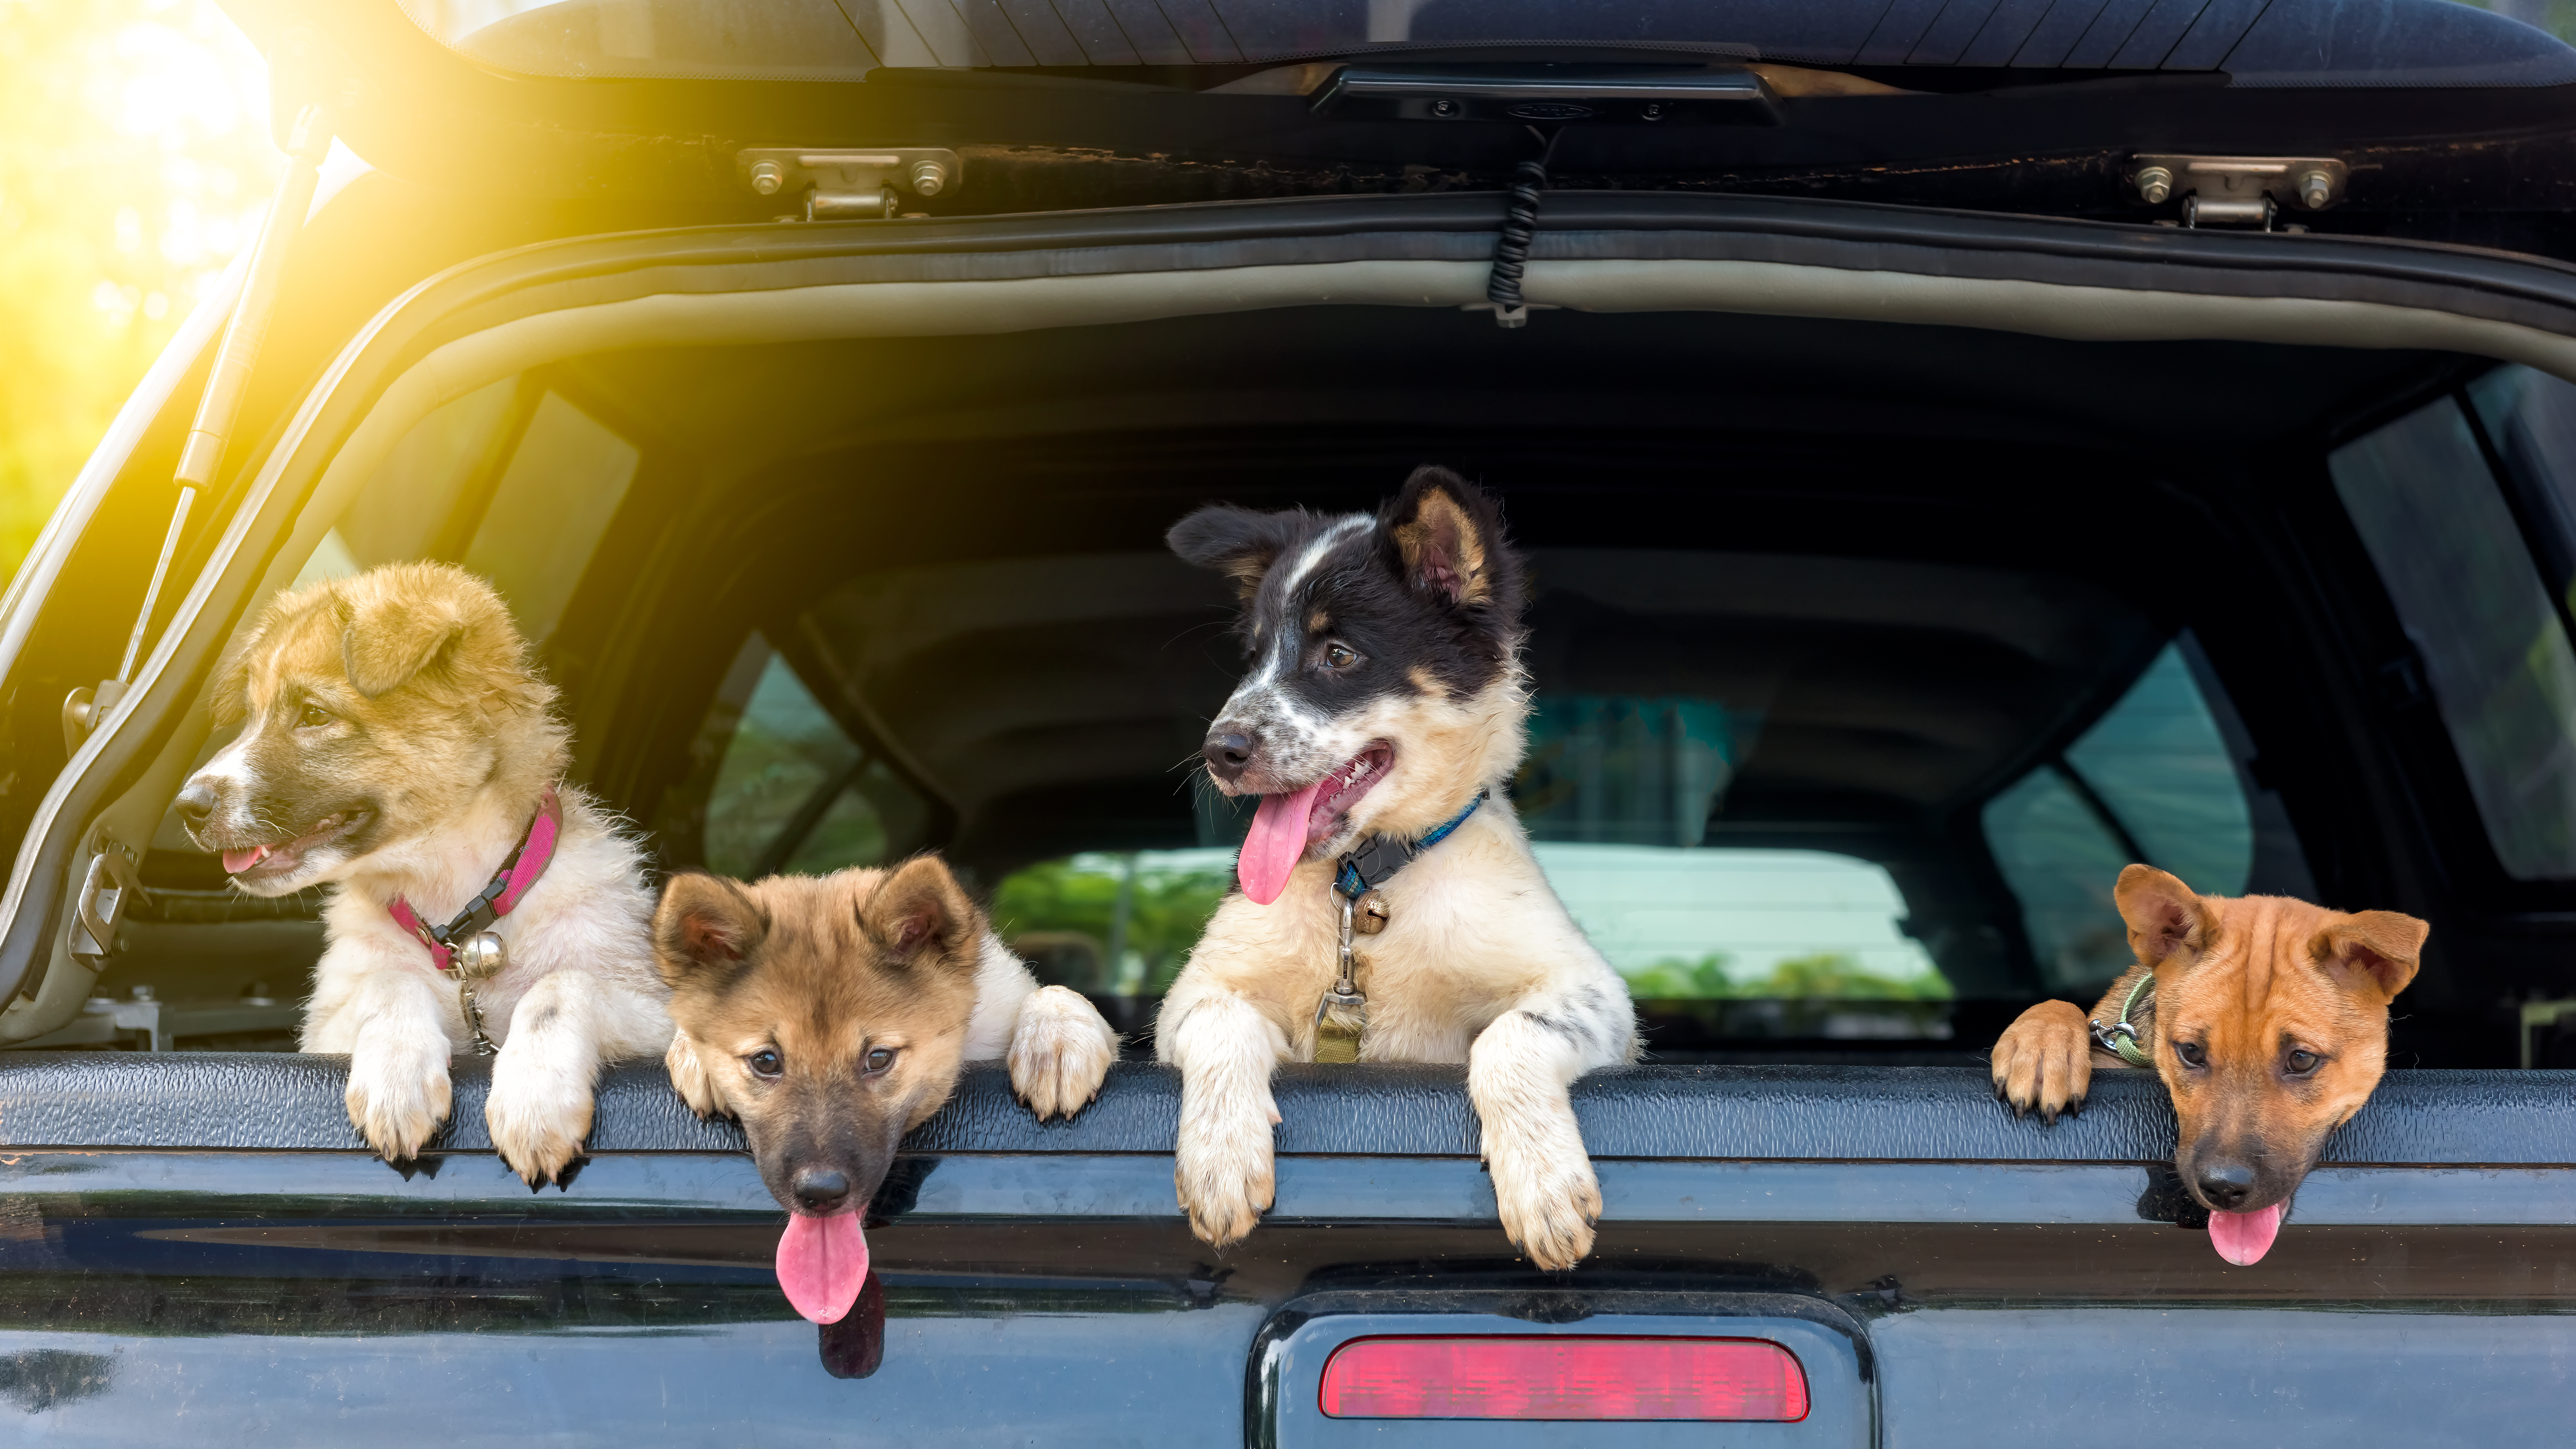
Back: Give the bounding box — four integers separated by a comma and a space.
1991, 864, 2427, 1266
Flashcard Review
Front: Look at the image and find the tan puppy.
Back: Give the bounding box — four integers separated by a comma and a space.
177, 562, 669, 1183
1991, 864, 2426, 1265
655, 858, 1117, 1323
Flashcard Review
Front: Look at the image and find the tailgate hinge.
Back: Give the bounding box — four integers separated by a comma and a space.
66, 834, 146, 974
739, 149, 962, 220
2129, 155, 2348, 230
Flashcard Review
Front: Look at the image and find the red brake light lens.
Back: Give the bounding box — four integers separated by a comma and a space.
1318, 1335, 1810, 1421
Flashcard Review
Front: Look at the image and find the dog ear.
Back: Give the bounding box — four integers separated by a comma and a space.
337, 585, 471, 699
2114, 864, 2213, 967
2312, 910, 2427, 1005
1167, 504, 1312, 602
1382, 466, 1520, 614
861, 855, 980, 974
653, 873, 769, 990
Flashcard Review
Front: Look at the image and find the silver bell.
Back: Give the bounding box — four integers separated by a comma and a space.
456, 930, 508, 980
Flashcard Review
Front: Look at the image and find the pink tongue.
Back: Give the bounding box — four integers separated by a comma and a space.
776, 1212, 869, 1323
2209, 1202, 2286, 1266
1238, 778, 1327, 906
221, 848, 263, 875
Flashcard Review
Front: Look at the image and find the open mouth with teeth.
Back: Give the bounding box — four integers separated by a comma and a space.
215, 809, 371, 885
1237, 743, 1393, 905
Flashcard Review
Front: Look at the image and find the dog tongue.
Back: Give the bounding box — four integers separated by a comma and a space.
2209, 1202, 2286, 1266
221, 847, 265, 875
1239, 778, 1327, 906
776, 1212, 869, 1324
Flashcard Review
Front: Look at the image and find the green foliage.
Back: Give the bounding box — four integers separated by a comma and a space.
1622, 951, 1955, 1001
0, 0, 277, 583
990, 856, 1232, 995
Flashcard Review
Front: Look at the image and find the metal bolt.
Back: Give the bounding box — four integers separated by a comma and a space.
1430, 98, 1460, 118
749, 160, 788, 196
130, 984, 154, 1001
1640, 101, 1666, 121
2298, 168, 2332, 210
2135, 165, 2174, 205
908, 158, 948, 197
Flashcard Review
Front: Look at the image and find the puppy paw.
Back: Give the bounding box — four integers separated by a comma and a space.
665, 1028, 731, 1121
1991, 999, 2094, 1124
488, 1044, 598, 1186
1173, 1100, 1276, 1250
1009, 986, 1119, 1121
346, 1038, 453, 1163
1488, 1131, 1602, 1272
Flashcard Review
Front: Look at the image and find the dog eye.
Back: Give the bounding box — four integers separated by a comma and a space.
2286, 1049, 2320, 1075
1323, 642, 1357, 669
863, 1047, 895, 1075
746, 1048, 783, 1078
296, 702, 334, 729
2173, 1041, 2208, 1068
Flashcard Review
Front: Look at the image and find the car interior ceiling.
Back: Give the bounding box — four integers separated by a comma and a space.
83, 303, 2526, 1063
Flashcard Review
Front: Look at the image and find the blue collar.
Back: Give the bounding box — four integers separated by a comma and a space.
1333, 791, 1488, 900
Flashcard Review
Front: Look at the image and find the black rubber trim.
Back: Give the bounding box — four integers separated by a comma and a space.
0, 1055, 2567, 1164
407, 191, 2576, 362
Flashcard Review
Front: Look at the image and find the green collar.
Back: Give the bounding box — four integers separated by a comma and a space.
2090, 972, 2158, 1068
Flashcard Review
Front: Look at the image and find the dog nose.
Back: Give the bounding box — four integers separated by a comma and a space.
1204, 726, 1257, 783
174, 778, 217, 833
2197, 1161, 2257, 1210
792, 1166, 852, 1214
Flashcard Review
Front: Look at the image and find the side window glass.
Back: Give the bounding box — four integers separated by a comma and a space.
458, 392, 637, 642
1982, 640, 2259, 994
659, 633, 929, 877
291, 376, 520, 590
2468, 364, 2576, 616
2333, 394, 2576, 879
293, 381, 637, 646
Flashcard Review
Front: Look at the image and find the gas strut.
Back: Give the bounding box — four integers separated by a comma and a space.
63, 102, 334, 751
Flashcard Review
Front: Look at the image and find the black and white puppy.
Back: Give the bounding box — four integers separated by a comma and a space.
1158, 466, 1639, 1269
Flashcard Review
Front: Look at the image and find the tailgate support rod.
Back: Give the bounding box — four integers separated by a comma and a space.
66, 104, 333, 748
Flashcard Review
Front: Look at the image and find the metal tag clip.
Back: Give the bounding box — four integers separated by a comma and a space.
1313, 895, 1368, 1063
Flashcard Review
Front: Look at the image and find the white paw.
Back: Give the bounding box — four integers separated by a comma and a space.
1008, 986, 1118, 1121
1486, 1124, 1603, 1272
488, 1042, 597, 1185
1174, 1095, 1278, 1250
665, 1028, 731, 1121
346, 1037, 453, 1163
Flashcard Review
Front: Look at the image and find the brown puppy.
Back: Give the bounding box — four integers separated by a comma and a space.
654, 858, 1116, 1323
1992, 864, 2426, 1265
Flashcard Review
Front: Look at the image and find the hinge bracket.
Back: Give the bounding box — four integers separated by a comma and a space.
2129, 155, 2349, 230
738, 149, 962, 220
67, 837, 146, 972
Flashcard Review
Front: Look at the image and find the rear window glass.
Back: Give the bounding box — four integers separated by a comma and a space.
987, 840, 1948, 1010
2332, 393, 2576, 880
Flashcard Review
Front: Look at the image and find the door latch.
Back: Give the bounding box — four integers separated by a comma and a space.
738, 149, 962, 220
2129, 155, 2348, 230
67, 836, 146, 970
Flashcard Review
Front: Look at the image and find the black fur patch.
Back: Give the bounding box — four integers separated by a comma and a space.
1168, 468, 1527, 729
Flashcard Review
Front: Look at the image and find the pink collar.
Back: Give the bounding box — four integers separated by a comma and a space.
388, 787, 563, 973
